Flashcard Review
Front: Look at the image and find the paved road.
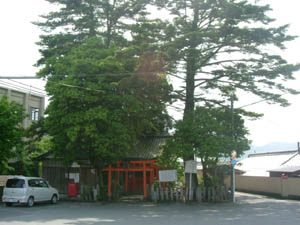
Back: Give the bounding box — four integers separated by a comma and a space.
0, 192, 300, 225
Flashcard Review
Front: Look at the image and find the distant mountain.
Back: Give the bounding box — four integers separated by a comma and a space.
242, 142, 298, 158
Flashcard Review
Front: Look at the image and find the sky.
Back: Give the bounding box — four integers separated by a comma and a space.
0, 0, 300, 147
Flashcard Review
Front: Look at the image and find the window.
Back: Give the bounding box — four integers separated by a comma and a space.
38, 180, 48, 188
30, 107, 39, 121
28, 179, 37, 187
6, 179, 25, 188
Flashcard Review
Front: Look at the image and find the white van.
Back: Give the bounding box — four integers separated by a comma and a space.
2, 176, 59, 207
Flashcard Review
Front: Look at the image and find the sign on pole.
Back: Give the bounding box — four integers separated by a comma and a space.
231, 150, 237, 203
231, 150, 237, 166
231, 150, 237, 159
159, 170, 177, 182
185, 160, 197, 174
231, 159, 237, 166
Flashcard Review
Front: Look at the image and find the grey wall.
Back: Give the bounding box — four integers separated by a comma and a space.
0, 86, 45, 128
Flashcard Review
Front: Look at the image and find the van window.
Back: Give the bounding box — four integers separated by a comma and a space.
28, 179, 37, 187
38, 179, 49, 188
6, 179, 25, 188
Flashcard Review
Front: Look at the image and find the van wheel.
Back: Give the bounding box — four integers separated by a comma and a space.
51, 195, 57, 204
27, 197, 34, 207
5, 203, 12, 207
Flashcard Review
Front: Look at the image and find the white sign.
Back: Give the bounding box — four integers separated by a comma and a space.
65, 173, 80, 183
231, 150, 237, 158
159, 170, 177, 182
185, 160, 197, 173
71, 162, 80, 168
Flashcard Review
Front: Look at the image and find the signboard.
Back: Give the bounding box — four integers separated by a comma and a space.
231, 150, 237, 166
185, 160, 197, 173
159, 170, 177, 182
231, 150, 237, 158
231, 159, 237, 166
65, 173, 80, 183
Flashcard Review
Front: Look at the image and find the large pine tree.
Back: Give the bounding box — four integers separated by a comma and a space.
34, 0, 153, 77
155, 0, 300, 113
154, 0, 300, 187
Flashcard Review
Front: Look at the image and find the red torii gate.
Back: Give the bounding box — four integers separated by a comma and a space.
102, 160, 159, 199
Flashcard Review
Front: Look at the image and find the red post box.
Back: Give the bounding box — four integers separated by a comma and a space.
68, 182, 78, 198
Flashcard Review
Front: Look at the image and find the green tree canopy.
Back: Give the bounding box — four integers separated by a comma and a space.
152, 0, 300, 189
14, 118, 52, 176
0, 96, 26, 173
154, 0, 300, 112
44, 37, 172, 176
34, 1, 173, 192
162, 106, 250, 188
35, 0, 300, 192
34, 0, 154, 77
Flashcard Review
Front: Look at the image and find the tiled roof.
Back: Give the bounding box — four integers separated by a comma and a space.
38, 136, 171, 161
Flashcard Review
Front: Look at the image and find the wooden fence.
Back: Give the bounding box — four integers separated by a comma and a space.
42, 160, 98, 195
150, 184, 231, 202
79, 184, 100, 201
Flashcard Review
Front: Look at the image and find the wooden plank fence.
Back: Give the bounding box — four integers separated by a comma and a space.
49, 182, 231, 202
150, 184, 230, 202
79, 184, 100, 201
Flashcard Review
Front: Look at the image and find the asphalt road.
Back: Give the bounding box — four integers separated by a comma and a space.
0, 192, 300, 225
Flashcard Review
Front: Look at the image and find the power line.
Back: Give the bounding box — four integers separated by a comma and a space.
1, 75, 294, 109
46, 80, 105, 93
8, 80, 46, 93
0, 80, 45, 96
0, 77, 107, 94
0, 71, 163, 79
0, 76, 40, 79
0, 82, 45, 96
0, 75, 110, 93
0, 73, 128, 79
237, 91, 294, 109
236, 99, 268, 109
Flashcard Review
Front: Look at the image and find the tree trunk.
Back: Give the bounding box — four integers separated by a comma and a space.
95, 164, 105, 199
202, 164, 209, 190
183, 2, 200, 191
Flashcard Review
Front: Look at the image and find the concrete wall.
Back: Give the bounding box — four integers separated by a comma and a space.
229, 175, 300, 198
283, 178, 300, 197
0, 86, 45, 128
235, 176, 282, 194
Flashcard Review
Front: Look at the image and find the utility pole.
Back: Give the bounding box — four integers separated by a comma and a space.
230, 91, 236, 203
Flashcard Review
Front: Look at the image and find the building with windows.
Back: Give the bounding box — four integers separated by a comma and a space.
0, 85, 45, 127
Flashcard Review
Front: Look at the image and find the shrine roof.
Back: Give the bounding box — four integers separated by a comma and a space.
123, 136, 170, 160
